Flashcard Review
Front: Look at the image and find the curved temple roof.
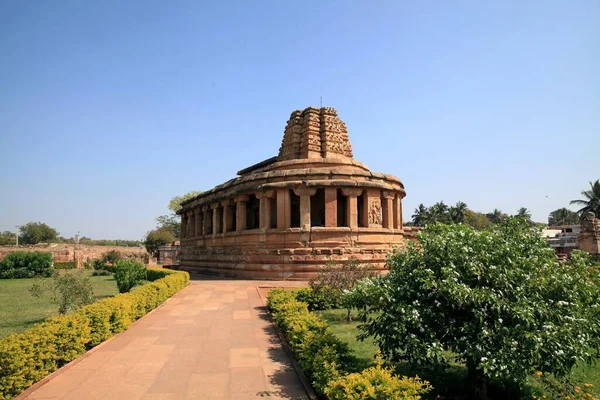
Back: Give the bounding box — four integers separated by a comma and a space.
180, 107, 403, 211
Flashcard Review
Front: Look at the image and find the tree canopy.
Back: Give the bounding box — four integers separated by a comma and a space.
548, 207, 580, 226
168, 191, 202, 213
143, 228, 176, 256
154, 191, 203, 239
18, 222, 59, 244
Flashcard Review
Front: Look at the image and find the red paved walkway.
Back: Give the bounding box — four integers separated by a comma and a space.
20, 278, 309, 400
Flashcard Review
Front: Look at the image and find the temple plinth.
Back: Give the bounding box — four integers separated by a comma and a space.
178, 107, 407, 280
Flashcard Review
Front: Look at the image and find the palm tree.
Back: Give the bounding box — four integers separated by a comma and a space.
516, 207, 532, 220
570, 180, 600, 219
486, 209, 505, 224
412, 204, 429, 227
449, 201, 468, 223
429, 201, 450, 224
548, 208, 579, 226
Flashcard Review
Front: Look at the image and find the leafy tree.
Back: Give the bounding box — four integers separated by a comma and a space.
449, 201, 468, 223
155, 214, 181, 237
143, 228, 176, 256
570, 179, 600, 219
168, 191, 202, 213
347, 220, 600, 399
464, 210, 491, 230
19, 222, 59, 244
152, 191, 203, 238
548, 207, 580, 226
0, 231, 16, 245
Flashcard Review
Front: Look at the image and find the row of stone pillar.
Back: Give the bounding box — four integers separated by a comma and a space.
181, 187, 403, 238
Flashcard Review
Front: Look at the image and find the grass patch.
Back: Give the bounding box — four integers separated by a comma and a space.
0, 270, 118, 338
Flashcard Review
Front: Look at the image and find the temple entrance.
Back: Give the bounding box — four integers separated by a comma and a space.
311, 189, 325, 227
206, 209, 213, 233
337, 189, 348, 227
357, 193, 365, 227
232, 206, 237, 232
290, 190, 300, 228
269, 197, 277, 228
246, 195, 260, 229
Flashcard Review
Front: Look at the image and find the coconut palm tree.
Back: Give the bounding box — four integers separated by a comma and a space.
412, 204, 429, 227
570, 180, 600, 219
449, 201, 468, 223
486, 209, 505, 224
548, 208, 579, 226
516, 207, 532, 220
429, 201, 450, 224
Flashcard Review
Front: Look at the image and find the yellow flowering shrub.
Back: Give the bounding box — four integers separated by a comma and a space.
325, 365, 432, 400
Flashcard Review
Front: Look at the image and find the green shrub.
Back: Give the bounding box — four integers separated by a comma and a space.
307, 259, 377, 312
54, 261, 77, 270
267, 288, 429, 397
348, 218, 600, 398
30, 271, 95, 314
0, 268, 189, 398
0, 252, 54, 279
101, 250, 121, 264
325, 364, 432, 400
114, 260, 146, 293
91, 259, 107, 271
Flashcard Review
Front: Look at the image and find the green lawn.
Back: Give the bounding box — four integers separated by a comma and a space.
0, 270, 119, 338
317, 308, 600, 399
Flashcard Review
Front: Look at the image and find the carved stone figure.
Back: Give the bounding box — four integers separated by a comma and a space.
369, 200, 382, 226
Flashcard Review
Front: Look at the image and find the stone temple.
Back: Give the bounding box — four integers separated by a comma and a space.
178, 107, 407, 279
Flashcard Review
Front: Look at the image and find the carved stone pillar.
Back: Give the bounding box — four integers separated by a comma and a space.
194, 208, 202, 237
382, 191, 395, 229
211, 203, 221, 235
257, 191, 275, 230
324, 188, 337, 227
365, 189, 382, 228
394, 194, 403, 230
202, 206, 211, 236
235, 195, 249, 232
294, 187, 317, 231
221, 199, 233, 233
276, 189, 291, 229
341, 188, 363, 229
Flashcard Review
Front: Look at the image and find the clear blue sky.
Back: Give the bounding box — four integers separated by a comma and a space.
1, 1, 598, 240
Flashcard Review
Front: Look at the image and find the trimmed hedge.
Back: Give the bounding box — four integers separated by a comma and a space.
267, 288, 432, 399
54, 261, 77, 270
0, 252, 54, 279
0, 268, 189, 399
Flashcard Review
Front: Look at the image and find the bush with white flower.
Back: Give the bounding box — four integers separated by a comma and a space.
346, 218, 600, 399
